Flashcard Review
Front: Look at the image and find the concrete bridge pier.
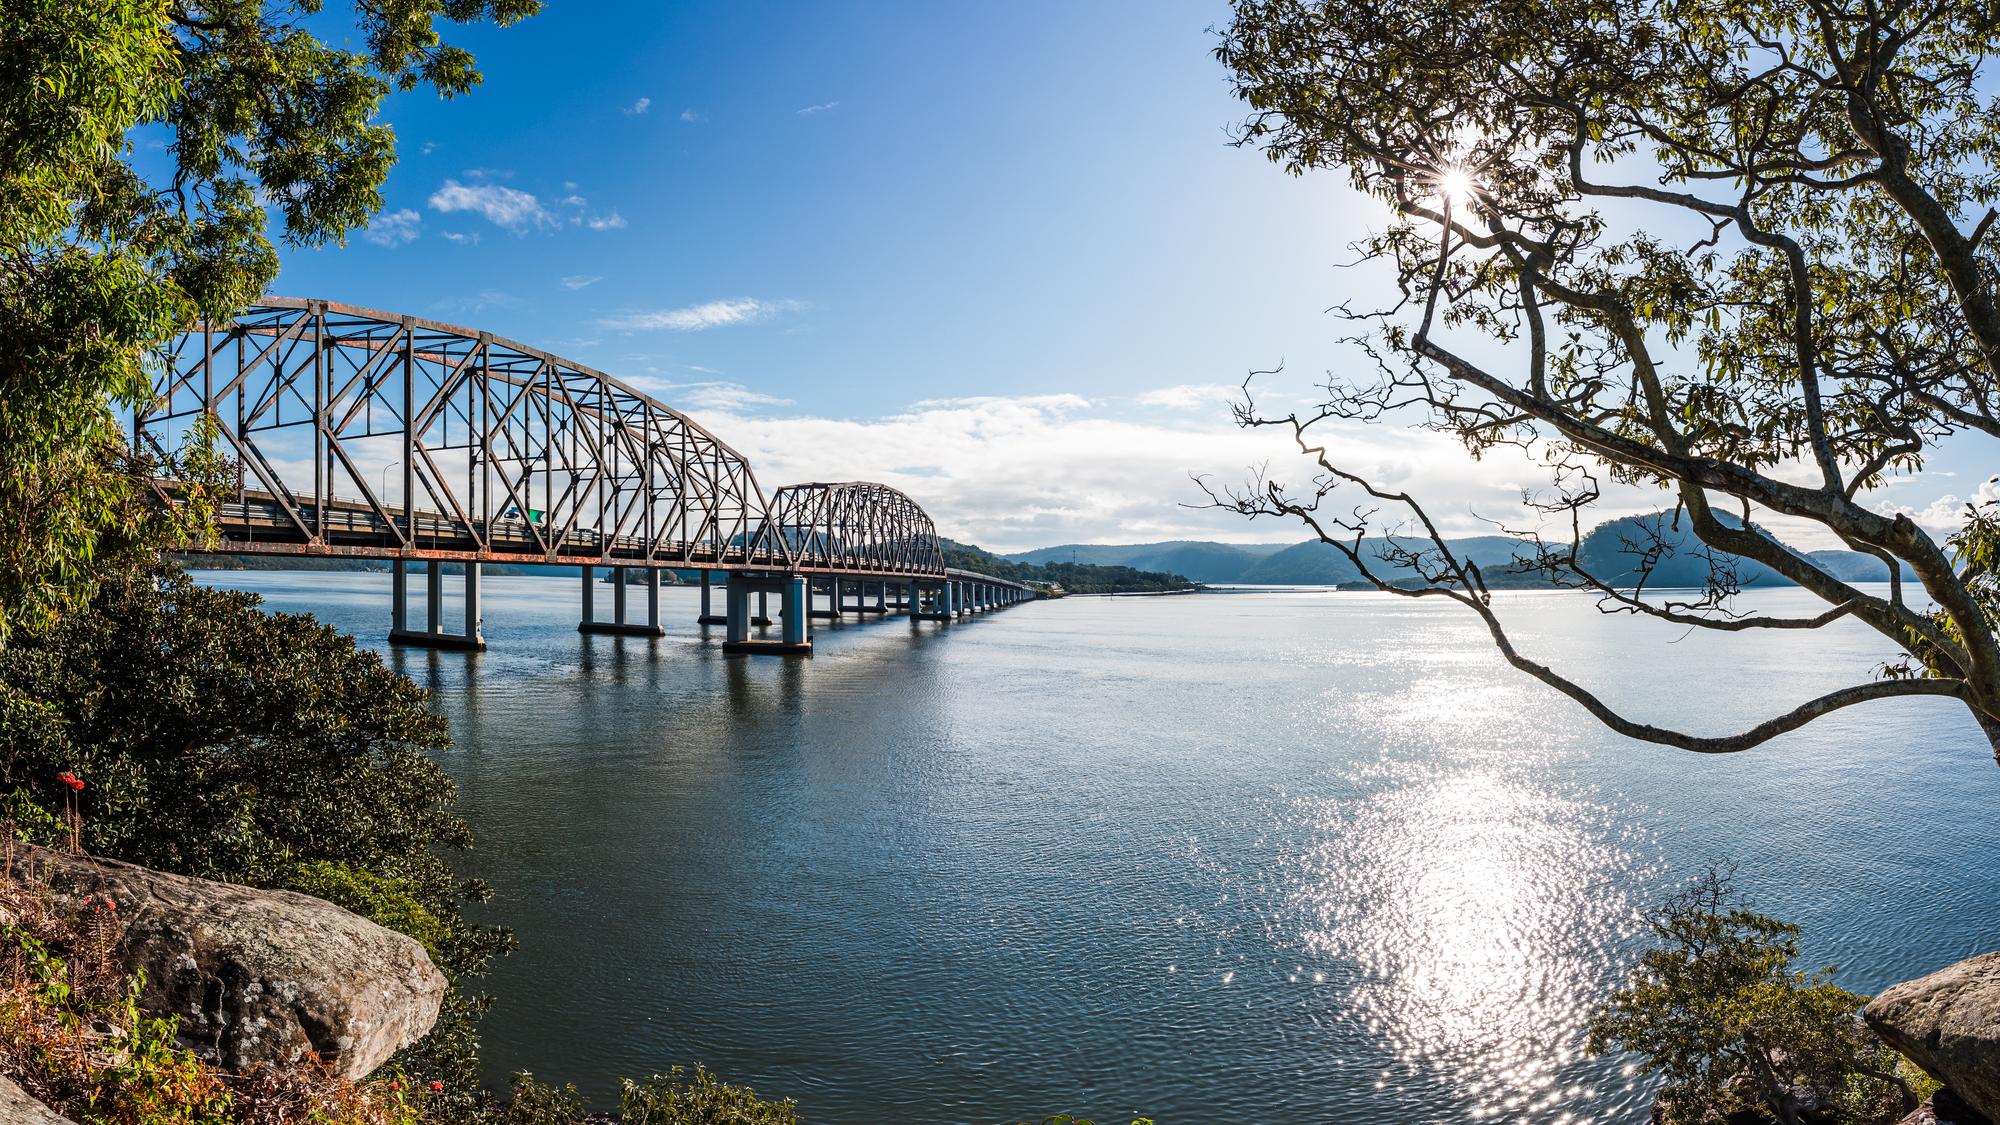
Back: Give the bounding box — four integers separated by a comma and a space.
851, 579, 887, 615
698, 572, 769, 627
390, 559, 485, 650
723, 574, 812, 656
910, 580, 950, 622
809, 577, 844, 621
697, 570, 724, 625
579, 566, 666, 637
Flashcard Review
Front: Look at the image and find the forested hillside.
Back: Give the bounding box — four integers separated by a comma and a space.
942, 540, 1197, 594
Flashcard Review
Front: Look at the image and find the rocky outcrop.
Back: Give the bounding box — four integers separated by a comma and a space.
0, 844, 446, 1080
0, 1075, 78, 1125
1892, 1089, 1994, 1125
1866, 952, 2000, 1123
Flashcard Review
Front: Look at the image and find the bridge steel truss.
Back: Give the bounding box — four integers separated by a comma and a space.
138, 297, 1034, 653
139, 297, 774, 570
747, 482, 947, 577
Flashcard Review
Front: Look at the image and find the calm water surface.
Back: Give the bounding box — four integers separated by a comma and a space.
195, 571, 2000, 1125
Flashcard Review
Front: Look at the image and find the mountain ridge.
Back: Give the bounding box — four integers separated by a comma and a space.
1002, 516, 1917, 588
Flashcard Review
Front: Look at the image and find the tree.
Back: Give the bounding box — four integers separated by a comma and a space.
0, 0, 537, 645
1587, 867, 1916, 1125
1211, 0, 2000, 757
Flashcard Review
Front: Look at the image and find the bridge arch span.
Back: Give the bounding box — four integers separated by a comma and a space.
142, 297, 774, 567
750, 482, 946, 578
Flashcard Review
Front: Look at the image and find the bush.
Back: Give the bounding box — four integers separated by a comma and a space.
1588, 866, 1919, 1125
498, 1068, 800, 1125
619, 1066, 800, 1125
0, 567, 513, 1115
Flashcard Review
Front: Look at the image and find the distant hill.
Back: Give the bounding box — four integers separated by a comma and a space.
943, 539, 1196, 594
1005, 518, 1917, 589
1009, 541, 1288, 582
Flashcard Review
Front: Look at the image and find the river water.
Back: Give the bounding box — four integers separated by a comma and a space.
193, 570, 2000, 1125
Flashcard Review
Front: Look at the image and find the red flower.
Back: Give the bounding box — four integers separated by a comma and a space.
104, 898, 116, 911
429, 1081, 444, 1092
56, 772, 82, 792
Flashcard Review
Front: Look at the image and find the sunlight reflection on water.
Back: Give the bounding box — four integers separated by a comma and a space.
1275, 768, 1658, 1122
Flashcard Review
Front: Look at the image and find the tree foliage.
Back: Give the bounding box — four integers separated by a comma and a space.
1213, 0, 2000, 756
0, 0, 536, 645
1588, 868, 1917, 1125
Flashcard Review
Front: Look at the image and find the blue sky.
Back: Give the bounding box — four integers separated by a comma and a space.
259, 1, 1990, 553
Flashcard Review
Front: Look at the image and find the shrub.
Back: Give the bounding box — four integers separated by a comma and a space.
0, 567, 513, 1115
1588, 866, 1918, 1125
619, 1065, 801, 1124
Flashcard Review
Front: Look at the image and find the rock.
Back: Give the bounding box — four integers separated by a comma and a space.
1893, 1089, 1995, 1125
1867, 952, 2000, 1123
0, 843, 446, 1080
0, 1075, 79, 1125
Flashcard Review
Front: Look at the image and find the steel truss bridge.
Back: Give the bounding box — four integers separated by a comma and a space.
140, 297, 1031, 653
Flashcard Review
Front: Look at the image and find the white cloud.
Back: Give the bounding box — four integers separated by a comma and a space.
622, 377, 795, 414
560, 275, 602, 290
554, 192, 624, 231
797, 101, 840, 115
1876, 476, 2000, 539
427, 179, 553, 232
679, 108, 705, 123
439, 230, 480, 246
1135, 382, 1241, 411
601, 298, 803, 332
430, 290, 525, 318
420, 141, 437, 156
626, 96, 651, 115
654, 391, 1555, 551
362, 208, 421, 247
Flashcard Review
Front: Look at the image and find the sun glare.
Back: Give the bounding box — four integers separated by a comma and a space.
1435, 166, 1477, 209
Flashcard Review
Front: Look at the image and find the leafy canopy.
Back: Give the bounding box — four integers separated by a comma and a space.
0, 0, 536, 645
1588, 868, 1918, 1125
1214, 0, 2000, 756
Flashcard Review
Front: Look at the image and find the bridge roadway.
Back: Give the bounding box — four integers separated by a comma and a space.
146, 297, 1033, 654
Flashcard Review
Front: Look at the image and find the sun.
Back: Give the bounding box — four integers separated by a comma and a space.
1435, 165, 1477, 209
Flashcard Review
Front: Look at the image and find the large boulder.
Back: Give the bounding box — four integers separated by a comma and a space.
0, 844, 446, 1080
0, 1075, 78, 1125
1866, 952, 2000, 1123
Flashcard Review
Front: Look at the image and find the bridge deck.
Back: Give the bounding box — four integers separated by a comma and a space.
196, 489, 1032, 589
